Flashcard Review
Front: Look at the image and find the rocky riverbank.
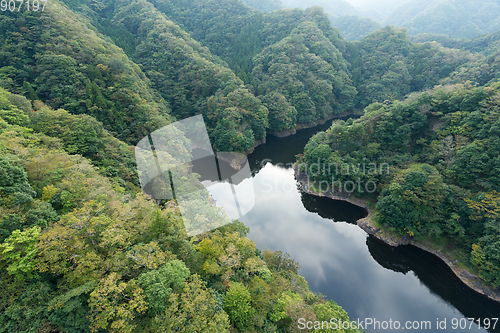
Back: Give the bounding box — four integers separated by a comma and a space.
294, 168, 500, 303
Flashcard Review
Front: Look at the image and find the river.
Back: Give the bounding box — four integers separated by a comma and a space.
196, 118, 500, 332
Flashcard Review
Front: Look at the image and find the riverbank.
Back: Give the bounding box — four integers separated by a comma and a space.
294, 169, 500, 303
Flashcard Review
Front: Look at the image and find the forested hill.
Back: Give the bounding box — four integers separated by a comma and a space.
412, 30, 500, 56
280, 0, 500, 41
2, 0, 499, 150
330, 15, 381, 41
385, 0, 500, 39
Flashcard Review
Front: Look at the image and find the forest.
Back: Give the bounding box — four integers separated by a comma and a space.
1, 0, 500, 331
294, 0, 500, 41
0, 86, 360, 331
258, 0, 500, 41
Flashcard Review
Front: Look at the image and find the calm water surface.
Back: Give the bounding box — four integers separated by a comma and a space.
200, 118, 500, 332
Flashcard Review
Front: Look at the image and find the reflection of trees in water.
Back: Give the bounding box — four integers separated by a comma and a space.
366, 236, 413, 274
300, 192, 367, 224
367, 236, 500, 331
191, 149, 242, 182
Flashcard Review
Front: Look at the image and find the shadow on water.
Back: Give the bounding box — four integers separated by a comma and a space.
300, 191, 367, 224
301, 187, 500, 332
367, 236, 500, 331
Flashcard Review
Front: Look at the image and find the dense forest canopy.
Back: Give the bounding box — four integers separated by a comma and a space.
280, 0, 379, 40
2, 0, 496, 143
385, 0, 500, 39
2, 0, 500, 331
280, 0, 500, 41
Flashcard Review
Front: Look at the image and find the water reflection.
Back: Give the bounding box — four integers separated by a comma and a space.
367, 237, 500, 325
240, 163, 500, 332
300, 192, 367, 224
196, 115, 500, 332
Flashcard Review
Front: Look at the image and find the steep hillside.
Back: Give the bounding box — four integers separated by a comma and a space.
125, 1, 485, 124
411, 30, 500, 87
349, 27, 476, 106
412, 30, 500, 55
386, 0, 500, 39
251, 19, 357, 127
113, 0, 269, 151
0, 2, 172, 143
1, 0, 271, 152
118, 1, 358, 131
1, 0, 492, 143
280, 0, 379, 40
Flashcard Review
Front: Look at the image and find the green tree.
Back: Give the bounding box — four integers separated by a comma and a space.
0, 155, 36, 208
223, 282, 254, 330
0, 88, 30, 126
0, 214, 22, 242
376, 164, 449, 237
88, 273, 147, 333
0, 226, 40, 280
48, 282, 95, 333
261, 92, 297, 132
313, 300, 357, 332
138, 259, 190, 316
154, 275, 230, 332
